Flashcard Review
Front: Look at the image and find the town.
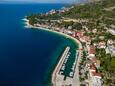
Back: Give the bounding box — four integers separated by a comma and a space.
27, 0, 115, 86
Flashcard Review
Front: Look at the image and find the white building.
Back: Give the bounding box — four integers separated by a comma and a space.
97, 41, 106, 49
108, 29, 115, 35
106, 45, 115, 56
88, 65, 102, 86
89, 74, 102, 86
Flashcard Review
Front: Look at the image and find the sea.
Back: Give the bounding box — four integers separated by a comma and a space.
0, 3, 78, 86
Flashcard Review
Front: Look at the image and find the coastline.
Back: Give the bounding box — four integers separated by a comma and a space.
23, 18, 81, 46
18, 0, 115, 85
23, 18, 82, 86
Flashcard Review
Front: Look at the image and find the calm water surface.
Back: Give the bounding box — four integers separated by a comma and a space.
0, 3, 77, 86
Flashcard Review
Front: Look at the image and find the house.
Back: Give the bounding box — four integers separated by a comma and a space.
107, 40, 113, 45
72, 31, 76, 37
89, 66, 102, 86
98, 41, 106, 49
92, 29, 97, 33
89, 57, 101, 68
49, 9, 56, 14
89, 64, 96, 72
85, 60, 93, 70
92, 72, 102, 79
75, 31, 84, 38
82, 36, 91, 44
85, 62, 102, 86
68, 26, 72, 30
106, 45, 115, 56
89, 72, 102, 86
59, 9, 65, 13
88, 45, 96, 57
64, 30, 73, 35
85, 58, 102, 86
108, 29, 115, 35
82, 25, 89, 31
99, 36, 105, 40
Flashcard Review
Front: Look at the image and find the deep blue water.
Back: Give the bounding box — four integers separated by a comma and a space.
0, 3, 78, 86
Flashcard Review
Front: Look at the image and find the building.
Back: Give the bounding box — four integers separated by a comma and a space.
82, 36, 91, 44
98, 41, 106, 49
89, 64, 96, 72
49, 9, 56, 14
89, 72, 102, 86
89, 57, 101, 68
88, 45, 96, 57
85, 60, 102, 86
74, 31, 84, 38
107, 40, 114, 45
106, 45, 115, 56
88, 65, 102, 86
108, 29, 115, 35
92, 29, 97, 33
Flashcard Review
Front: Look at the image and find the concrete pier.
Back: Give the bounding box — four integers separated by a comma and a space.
51, 46, 70, 86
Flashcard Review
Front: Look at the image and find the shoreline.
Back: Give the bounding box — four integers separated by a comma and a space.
23, 18, 82, 86
22, 18, 81, 46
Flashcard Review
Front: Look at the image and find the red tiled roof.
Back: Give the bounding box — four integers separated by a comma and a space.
90, 58, 97, 63
89, 46, 96, 54
90, 58, 101, 65
75, 31, 84, 37
90, 64, 96, 70
92, 72, 102, 77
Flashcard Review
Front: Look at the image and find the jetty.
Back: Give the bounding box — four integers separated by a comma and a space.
51, 44, 82, 86
52, 46, 70, 86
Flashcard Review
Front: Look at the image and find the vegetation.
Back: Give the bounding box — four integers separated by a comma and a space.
96, 48, 115, 85
27, 0, 115, 85
27, 0, 115, 30
111, 57, 115, 71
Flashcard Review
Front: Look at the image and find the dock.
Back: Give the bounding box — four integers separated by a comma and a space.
51, 46, 70, 86
51, 45, 81, 86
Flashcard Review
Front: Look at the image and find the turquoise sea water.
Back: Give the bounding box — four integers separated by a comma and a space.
0, 3, 78, 86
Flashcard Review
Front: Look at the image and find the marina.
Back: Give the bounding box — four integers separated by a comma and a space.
52, 45, 81, 86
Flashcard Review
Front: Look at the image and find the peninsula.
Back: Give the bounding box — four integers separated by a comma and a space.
26, 0, 115, 86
